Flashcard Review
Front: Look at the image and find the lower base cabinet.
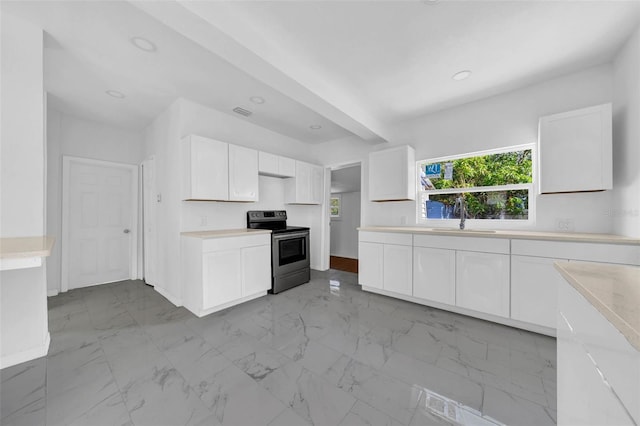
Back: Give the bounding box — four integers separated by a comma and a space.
182, 233, 271, 317
358, 232, 412, 296
413, 247, 455, 305
455, 251, 510, 318
511, 255, 565, 329
558, 281, 637, 425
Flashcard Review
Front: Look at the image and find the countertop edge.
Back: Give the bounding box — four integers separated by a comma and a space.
0, 236, 56, 259
554, 261, 640, 352
180, 229, 272, 239
357, 226, 640, 245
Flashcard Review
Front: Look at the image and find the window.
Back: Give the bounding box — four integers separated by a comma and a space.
330, 195, 341, 218
417, 145, 534, 223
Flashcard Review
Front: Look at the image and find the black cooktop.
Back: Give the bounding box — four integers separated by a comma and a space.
271, 226, 310, 235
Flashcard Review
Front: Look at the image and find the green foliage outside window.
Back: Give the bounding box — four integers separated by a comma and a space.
421, 149, 532, 219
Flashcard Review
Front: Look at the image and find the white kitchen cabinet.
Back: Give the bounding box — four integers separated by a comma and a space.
358, 242, 383, 290
369, 145, 415, 201
539, 103, 612, 193
181, 233, 271, 317
558, 278, 638, 425
182, 135, 259, 202
511, 255, 565, 329
258, 151, 296, 178
413, 246, 456, 305
383, 244, 413, 296
203, 250, 242, 308
229, 144, 258, 201
456, 251, 510, 318
284, 161, 324, 205
241, 244, 272, 295
182, 135, 229, 201
359, 232, 412, 296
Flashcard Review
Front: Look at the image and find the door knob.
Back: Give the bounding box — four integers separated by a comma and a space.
123, 229, 131, 234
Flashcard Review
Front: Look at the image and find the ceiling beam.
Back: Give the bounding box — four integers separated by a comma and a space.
129, 0, 388, 143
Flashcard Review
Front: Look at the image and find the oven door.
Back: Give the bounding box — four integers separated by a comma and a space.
272, 231, 310, 276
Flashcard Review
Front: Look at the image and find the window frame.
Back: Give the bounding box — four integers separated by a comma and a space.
330, 194, 342, 219
416, 143, 536, 228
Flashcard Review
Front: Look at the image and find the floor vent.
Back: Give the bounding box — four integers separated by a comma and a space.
232, 107, 252, 117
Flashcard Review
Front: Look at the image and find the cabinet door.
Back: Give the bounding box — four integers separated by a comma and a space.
258, 151, 279, 176
413, 247, 455, 305
359, 242, 383, 289
369, 145, 415, 201
241, 244, 272, 296
456, 251, 510, 318
539, 103, 612, 193
557, 313, 635, 426
184, 136, 228, 200
383, 244, 412, 296
202, 250, 242, 309
310, 164, 324, 204
278, 156, 296, 178
229, 144, 258, 201
295, 161, 312, 203
511, 255, 564, 329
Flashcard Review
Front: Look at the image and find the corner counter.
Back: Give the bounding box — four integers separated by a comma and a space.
0, 236, 55, 271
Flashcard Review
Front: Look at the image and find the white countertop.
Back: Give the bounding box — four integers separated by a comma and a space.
358, 226, 640, 245
181, 229, 271, 239
0, 236, 55, 259
555, 261, 640, 352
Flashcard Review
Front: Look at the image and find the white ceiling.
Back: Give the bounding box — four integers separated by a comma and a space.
4, 1, 639, 146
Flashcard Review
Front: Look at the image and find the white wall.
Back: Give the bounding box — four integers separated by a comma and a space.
144, 98, 324, 306
612, 27, 640, 238
0, 13, 49, 368
46, 107, 144, 294
330, 191, 361, 259
315, 64, 616, 234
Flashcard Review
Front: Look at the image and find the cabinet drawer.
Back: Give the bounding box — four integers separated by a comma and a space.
414, 234, 509, 254
512, 239, 640, 265
359, 231, 412, 246
202, 234, 271, 252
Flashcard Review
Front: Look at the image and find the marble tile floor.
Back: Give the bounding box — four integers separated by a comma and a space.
0, 270, 557, 426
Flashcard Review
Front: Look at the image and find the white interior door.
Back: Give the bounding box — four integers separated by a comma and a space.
142, 157, 157, 286
65, 159, 136, 289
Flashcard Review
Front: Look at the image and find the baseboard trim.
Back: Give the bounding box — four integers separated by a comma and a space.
47, 289, 59, 297
155, 286, 182, 307
0, 332, 50, 370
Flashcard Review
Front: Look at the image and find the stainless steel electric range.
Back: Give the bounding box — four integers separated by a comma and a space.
247, 210, 310, 294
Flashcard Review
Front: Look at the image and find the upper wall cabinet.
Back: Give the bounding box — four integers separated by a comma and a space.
284, 161, 324, 205
258, 151, 296, 178
539, 103, 612, 194
369, 145, 415, 201
229, 144, 259, 202
182, 135, 258, 202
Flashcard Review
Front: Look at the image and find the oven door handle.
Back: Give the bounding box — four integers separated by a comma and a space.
273, 232, 309, 240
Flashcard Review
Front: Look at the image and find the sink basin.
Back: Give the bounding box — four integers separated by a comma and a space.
431, 228, 497, 234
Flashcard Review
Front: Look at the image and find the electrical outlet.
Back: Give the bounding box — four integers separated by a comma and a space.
400, 216, 407, 225
556, 218, 574, 232
200, 216, 208, 226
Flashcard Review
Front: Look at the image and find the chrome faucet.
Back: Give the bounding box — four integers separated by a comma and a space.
455, 194, 466, 230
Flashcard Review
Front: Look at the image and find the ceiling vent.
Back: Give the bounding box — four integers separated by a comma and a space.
233, 107, 252, 117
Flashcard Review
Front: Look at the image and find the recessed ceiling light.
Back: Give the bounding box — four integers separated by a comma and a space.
452, 70, 472, 81
130, 36, 157, 53
105, 90, 126, 99
309, 125, 322, 130
421, 0, 441, 5
250, 96, 265, 104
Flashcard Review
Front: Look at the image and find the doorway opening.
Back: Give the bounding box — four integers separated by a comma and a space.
328, 163, 361, 274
